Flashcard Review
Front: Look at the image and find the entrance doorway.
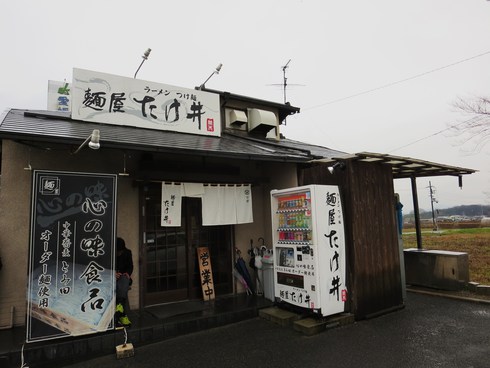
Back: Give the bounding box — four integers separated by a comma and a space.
141, 183, 233, 306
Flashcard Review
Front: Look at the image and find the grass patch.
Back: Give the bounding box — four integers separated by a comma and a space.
430, 228, 490, 235
402, 227, 490, 285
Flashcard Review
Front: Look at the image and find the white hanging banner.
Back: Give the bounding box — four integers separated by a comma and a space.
235, 184, 253, 224
201, 186, 221, 226
202, 184, 253, 225
222, 186, 238, 224
161, 183, 183, 227
163, 183, 253, 227
183, 183, 204, 197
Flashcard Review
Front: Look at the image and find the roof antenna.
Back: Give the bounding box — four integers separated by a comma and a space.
267, 59, 304, 125
281, 59, 292, 104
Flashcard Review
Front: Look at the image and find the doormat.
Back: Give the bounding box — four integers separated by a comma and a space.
146, 301, 210, 320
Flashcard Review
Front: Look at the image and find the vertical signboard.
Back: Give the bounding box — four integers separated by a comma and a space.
161, 183, 183, 227
27, 171, 117, 343
197, 247, 215, 301
319, 185, 347, 314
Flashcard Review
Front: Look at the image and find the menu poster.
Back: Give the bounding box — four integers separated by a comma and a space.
26, 171, 117, 343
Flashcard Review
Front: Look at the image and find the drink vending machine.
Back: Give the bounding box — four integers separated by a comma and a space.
270, 185, 347, 317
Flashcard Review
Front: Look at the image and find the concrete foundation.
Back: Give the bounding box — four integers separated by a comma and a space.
404, 248, 469, 291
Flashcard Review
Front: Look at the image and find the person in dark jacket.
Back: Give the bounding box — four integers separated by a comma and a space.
115, 237, 133, 327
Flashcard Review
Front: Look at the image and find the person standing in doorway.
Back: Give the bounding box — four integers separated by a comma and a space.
395, 194, 404, 236
115, 237, 133, 327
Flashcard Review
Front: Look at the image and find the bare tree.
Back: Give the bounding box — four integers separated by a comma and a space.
451, 96, 490, 204
450, 96, 490, 154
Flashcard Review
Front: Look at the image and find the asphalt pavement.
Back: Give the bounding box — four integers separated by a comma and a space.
64, 292, 490, 368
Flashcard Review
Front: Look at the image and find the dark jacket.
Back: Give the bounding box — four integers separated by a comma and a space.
116, 248, 133, 276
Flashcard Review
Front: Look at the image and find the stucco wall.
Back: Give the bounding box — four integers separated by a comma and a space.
0, 141, 141, 327
262, 161, 299, 246
115, 176, 140, 310
232, 162, 298, 293
0, 141, 32, 327
230, 160, 299, 254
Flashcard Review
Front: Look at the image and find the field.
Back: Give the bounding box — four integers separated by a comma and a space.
402, 227, 490, 285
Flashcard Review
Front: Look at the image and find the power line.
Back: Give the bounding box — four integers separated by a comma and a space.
387, 116, 480, 153
305, 50, 490, 111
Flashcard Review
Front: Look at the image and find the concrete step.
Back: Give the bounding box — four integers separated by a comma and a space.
259, 306, 355, 335
294, 313, 355, 336
258, 307, 302, 326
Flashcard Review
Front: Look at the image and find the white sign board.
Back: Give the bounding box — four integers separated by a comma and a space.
72, 68, 221, 136
47, 80, 71, 112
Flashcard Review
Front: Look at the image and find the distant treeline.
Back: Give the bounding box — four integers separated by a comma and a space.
404, 205, 490, 220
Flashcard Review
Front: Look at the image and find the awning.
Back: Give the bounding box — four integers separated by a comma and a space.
315, 151, 476, 179
313, 152, 476, 251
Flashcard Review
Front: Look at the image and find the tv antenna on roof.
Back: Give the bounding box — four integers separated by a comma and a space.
267, 59, 305, 104
267, 59, 305, 125
280, 59, 292, 104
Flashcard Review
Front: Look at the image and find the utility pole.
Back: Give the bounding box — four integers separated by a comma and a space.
428, 181, 439, 231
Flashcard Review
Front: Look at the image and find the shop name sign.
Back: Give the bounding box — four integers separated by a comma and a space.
72, 68, 221, 137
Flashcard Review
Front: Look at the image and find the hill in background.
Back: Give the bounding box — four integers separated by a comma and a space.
404, 204, 490, 221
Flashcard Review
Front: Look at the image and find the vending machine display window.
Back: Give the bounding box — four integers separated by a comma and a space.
277, 247, 295, 267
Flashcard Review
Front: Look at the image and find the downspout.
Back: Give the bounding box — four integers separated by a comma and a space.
410, 176, 423, 250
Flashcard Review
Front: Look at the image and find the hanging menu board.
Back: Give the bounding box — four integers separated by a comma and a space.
26, 171, 117, 343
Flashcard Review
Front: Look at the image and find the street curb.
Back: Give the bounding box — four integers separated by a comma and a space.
407, 287, 490, 305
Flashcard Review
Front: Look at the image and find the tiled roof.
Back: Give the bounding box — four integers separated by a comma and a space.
0, 109, 475, 178
0, 109, 342, 162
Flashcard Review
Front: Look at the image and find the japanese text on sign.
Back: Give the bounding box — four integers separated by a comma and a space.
27, 171, 116, 343
324, 191, 347, 303
197, 247, 215, 301
72, 68, 221, 137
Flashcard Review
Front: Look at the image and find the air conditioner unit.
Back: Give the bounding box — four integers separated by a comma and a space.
247, 108, 277, 134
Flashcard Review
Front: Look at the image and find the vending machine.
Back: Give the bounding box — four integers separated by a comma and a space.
270, 185, 347, 317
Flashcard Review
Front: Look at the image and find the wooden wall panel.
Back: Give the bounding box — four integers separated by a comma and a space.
300, 161, 403, 319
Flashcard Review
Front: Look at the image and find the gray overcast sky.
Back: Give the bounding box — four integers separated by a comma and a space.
1, 0, 489, 213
